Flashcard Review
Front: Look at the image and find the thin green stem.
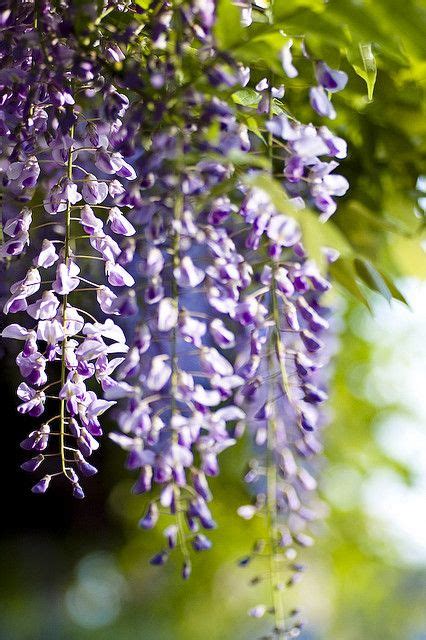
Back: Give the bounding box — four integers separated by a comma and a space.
271, 281, 292, 401
94, 5, 114, 26
74, 254, 104, 261
59, 124, 74, 480
32, 222, 60, 231
266, 72, 286, 639
171, 185, 191, 569
266, 412, 286, 638
72, 307, 98, 323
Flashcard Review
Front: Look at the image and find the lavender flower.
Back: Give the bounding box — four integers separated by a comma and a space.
0, 5, 349, 633
0, 0, 137, 497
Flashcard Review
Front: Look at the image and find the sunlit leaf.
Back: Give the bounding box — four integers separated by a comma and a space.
214, 0, 246, 49
347, 43, 377, 101
330, 258, 370, 308
232, 89, 261, 107
354, 258, 393, 302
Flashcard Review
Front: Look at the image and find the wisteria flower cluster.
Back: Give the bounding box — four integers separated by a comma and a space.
0, 0, 138, 497
0, 0, 349, 636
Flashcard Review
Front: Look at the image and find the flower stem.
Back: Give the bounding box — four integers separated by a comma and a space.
266, 75, 286, 638
171, 184, 191, 569
59, 123, 74, 479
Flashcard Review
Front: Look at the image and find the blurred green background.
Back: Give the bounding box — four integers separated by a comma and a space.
1, 0, 426, 638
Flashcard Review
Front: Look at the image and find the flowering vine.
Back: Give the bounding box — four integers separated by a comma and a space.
0, 0, 137, 496
0, 0, 353, 634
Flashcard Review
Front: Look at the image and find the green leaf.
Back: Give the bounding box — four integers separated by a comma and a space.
354, 257, 409, 305
134, 0, 152, 8
329, 257, 371, 308
228, 150, 271, 169
298, 212, 353, 272
347, 43, 377, 101
232, 89, 261, 108
379, 271, 410, 306
214, 0, 246, 49
234, 32, 287, 75
354, 257, 392, 302
240, 114, 266, 142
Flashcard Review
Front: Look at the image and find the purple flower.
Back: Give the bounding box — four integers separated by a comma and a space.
53, 260, 80, 295
248, 605, 266, 619
146, 355, 172, 390
34, 240, 59, 269
139, 502, 159, 529
281, 40, 298, 78
97, 286, 118, 314
179, 313, 206, 347
76, 457, 98, 477
301, 330, 323, 352
7, 157, 40, 190
105, 261, 135, 287
209, 319, 236, 349
235, 298, 266, 327
266, 115, 298, 141
200, 347, 233, 376
174, 256, 205, 288
192, 534, 212, 551
292, 126, 330, 158
163, 525, 178, 549
27, 291, 60, 320
303, 383, 328, 404
90, 234, 121, 262
31, 475, 51, 494
107, 207, 136, 236
81, 174, 109, 204
3, 208, 32, 237
267, 215, 301, 247
285, 156, 304, 183
21, 454, 44, 472
2, 324, 35, 341
149, 551, 168, 566
310, 86, 336, 120
72, 484, 85, 499
116, 160, 137, 181
17, 384, 46, 417
144, 248, 164, 277
95, 150, 124, 174
80, 205, 104, 236
157, 298, 178, 332
315, 61, 348, 93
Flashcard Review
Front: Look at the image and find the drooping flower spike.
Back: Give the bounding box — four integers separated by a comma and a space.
0, 0, 349, 633
0, 0, 138, 498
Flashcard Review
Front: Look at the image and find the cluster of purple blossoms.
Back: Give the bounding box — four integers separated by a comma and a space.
105, 0, 253, 577
216, 30, 347, 639
0, 0, 350, 633
0, 0, 138, 497
234, 216, 337, 634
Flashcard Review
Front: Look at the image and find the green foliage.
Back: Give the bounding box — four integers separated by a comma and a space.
214, 0, 426, 304
1, 2, 425, 639
354, 257, 408, 304
346, 42, 377, 101
214, 0, 245, 48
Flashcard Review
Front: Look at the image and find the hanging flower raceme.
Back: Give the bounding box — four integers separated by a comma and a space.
0, 0, 137, 497
223, 72, 348, 640
0, 1, 352, 634
234, 230, 337, 635
106, 11, 254, 570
